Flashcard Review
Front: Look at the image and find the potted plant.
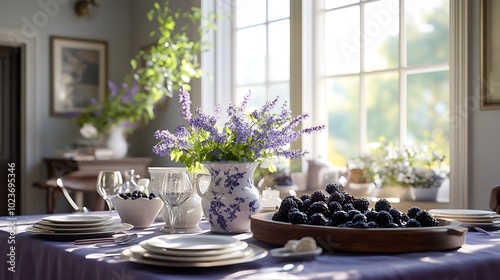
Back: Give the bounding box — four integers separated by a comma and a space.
152, 87, 325, 232
406, 143, 448, 201
367, 139, 448, 201
345, 154, 377, 197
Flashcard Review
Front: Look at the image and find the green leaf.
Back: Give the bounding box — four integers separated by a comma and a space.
130, 59, 137, 69
268, 162, 277, 173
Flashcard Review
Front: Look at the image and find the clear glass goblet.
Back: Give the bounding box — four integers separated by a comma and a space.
97, 170, 123, 215
156, 171, 192, 234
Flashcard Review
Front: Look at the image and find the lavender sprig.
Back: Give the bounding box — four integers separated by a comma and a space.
152, 88, 325, 172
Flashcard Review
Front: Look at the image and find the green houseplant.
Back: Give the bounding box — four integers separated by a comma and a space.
364, 138, 448, 200
75, 1, 218, 134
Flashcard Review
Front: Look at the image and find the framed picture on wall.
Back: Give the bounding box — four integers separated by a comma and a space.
50, 36, 107, 116
481, 0, 500, 110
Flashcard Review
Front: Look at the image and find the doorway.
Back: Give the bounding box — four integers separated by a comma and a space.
0, 46, 21, 216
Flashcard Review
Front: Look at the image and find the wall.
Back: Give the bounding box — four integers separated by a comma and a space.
0, 0, 134, 214
127, 0, 203, 169
468, 0, 500, 210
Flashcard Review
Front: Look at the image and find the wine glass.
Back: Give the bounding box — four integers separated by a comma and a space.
97, 170, 123, 215
156, 171, 192, 234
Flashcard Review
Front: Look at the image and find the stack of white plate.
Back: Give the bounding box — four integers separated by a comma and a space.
429, 209, 500, 228
26, 215, 132, 236
122, 235, 267, 267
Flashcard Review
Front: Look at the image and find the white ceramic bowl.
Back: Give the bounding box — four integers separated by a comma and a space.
111, 196, 163, 228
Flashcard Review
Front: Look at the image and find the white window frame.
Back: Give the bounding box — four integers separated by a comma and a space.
202, 0, 468, 208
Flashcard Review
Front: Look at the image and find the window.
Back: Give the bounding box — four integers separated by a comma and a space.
319, 0, 450, 168
234, 0, 290, 111
204, 0, 468, 207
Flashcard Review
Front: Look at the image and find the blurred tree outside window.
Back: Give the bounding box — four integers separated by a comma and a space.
323, 0, 450, 168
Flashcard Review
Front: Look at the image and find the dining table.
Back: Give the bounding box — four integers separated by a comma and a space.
1, 212, 500, 280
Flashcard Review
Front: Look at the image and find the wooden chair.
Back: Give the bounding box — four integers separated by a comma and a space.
489, 185, 500, 214
33, 173, 104, 213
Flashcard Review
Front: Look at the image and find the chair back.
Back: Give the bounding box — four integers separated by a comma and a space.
490, 186, 500, 214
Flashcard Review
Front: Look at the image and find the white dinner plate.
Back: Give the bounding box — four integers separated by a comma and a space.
36, 219, 116, 228
459, 221, 500, 227
32, 222, 125, 233
140, 240, 248, 257
25, 223, 133, 236
121, 244, 268, 267
130, 244, 253, 262
270, 247, 323, 260
143, 235, 239, 251
42, 215, 112, 224
430, 216, 500, 223
429, 209, 496, 217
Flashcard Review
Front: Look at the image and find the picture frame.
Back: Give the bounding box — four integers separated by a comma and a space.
480, 0, 500, 110
50, 36, 107, 116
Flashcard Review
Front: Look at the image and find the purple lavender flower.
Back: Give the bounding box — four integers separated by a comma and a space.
179, 86, 192, 121
152, 88, 325, 171
107, 80, 119, 97
121, 78, 139, 103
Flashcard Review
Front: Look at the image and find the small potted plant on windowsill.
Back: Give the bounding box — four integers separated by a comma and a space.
345, 155, 377, 197
368, 139, 448, 201
407, 144, 448, 201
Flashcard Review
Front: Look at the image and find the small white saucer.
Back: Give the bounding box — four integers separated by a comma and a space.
270, 247, 323, 260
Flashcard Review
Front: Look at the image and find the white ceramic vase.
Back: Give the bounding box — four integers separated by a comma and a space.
196, 162, 262, 233
105, 124, 128, 159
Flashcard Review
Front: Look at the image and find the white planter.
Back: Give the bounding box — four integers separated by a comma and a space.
413, 187, 439, 201
346, 182, 375, 197
105, 125, 128, 159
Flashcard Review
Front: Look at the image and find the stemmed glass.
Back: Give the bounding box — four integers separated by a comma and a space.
97, 170, 123, 215
155, 171, 192, 234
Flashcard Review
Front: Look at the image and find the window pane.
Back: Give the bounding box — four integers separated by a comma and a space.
364, 0, 400, 71
325, 0, 359, 10
268, 0, 290, 21
236, 26, 266, 85
405, 0, 449, 66
236, 0, 266, 28
366, 72, 399, 144
269, 20, 290, 82
326, 76, 360, 166
325, 6, 360, 75
235, 86, 266, 112
269, 83, 290, 103
407, 71, 449, 155
236, 84, 288, 114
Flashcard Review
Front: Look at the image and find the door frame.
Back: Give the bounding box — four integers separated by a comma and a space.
0, 28, 39, 215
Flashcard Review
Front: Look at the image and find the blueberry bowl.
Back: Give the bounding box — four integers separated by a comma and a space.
111, 192, 163, 228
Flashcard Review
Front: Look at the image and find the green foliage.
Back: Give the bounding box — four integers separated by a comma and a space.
329, 2, 450, 167
363, 138, 448, 188
75, 1, 218, 133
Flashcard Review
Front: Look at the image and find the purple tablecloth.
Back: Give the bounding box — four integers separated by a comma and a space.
1, 213, 500, 280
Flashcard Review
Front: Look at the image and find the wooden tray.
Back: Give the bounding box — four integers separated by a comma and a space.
251, 213, 467, 253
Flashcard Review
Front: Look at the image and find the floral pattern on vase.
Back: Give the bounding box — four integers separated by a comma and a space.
198, 162, 262, 233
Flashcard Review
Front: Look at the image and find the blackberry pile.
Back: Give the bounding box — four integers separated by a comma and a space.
272, 183, 439, 228
118, 190, 157, 200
